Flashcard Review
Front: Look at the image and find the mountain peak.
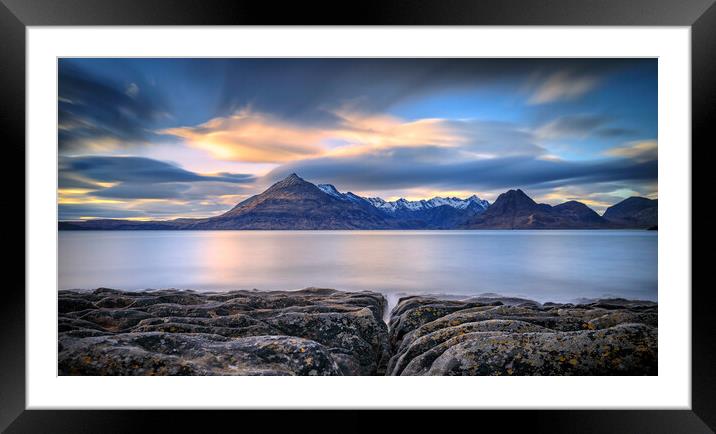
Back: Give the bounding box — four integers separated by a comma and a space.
267, 173, 309, 190
602, 196, 657, 228
496, 188, 535, 204
504, 188, 527, 196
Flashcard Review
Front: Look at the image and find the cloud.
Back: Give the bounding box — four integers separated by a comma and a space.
441, 119, 544, 156
160, 108, 544, 164
264, 146, 657, 194
536, 114, 637, 140
328, 112, 544, 156
160, 109, 325, 163
125, 82, 140, 98
58, 60, 172, 152
59, 199, 237, 221
528, 71, 600, 105
58, 171, 103, 190
205, 58, 652, 120
56, 58, 658, 220
91, 181, 252, 201
604, 140, 658, 162
58, 58, 656, 157
92, 182, 193, 199
59, 156, 256, 206
59, 204, 149, 220
60, 156, 255, 185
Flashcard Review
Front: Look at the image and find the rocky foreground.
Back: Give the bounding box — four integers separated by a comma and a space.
387, 295, 657, 375
58, 288, 657, 376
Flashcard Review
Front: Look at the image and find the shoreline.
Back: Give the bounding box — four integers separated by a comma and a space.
58, 287, 659, 324
58, 287, 658, 376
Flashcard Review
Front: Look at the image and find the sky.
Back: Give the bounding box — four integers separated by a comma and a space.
58, 58, 657, 220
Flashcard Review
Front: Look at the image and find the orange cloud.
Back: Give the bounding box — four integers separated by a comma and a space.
161, 109, 326, 163
160, 107, 540, 167
160, 108, 464, 164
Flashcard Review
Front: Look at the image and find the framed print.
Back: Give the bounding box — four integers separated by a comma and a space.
1, 0, 712, 431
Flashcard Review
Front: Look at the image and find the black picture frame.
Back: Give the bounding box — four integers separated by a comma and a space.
0, 0, 711, 431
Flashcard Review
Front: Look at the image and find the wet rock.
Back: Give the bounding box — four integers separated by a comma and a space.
59, 287, 389, 376
387, 296, 657, 376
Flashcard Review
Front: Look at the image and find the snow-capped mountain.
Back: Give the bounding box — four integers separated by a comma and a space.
366, 195, 490, 213
318, 183, 490, 213
317, 184, 370, 205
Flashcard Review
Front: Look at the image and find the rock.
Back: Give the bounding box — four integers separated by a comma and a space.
71, 309, 155, 332
387, 296, 657, 376
58, 296, 97, 313
412, 324, 657, 376
59, 333, 342, 375
59, 287, 389, 376
59, 289, 657, 376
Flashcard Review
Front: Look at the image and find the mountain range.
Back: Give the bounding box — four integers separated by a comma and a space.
59, 173, 658, 230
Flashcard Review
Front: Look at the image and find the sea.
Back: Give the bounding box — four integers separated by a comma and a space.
58, 230, 658, 309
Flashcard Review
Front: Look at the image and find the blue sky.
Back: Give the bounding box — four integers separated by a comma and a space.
58, 58, 657, 220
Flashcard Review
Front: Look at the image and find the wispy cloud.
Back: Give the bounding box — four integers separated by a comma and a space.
264, 146, 657, 196
58, 61, 172, 153
528, 71, 600, 105
604, 140, 658, 162
160, 107, 544, 165
58, 156, 256, 218
160, 109, 326, 163
536, 114, 637, 140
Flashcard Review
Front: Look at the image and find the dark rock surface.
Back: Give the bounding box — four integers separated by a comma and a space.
387, 295, 657, 376
59, 287, 389, 376
59, 288, 657, 376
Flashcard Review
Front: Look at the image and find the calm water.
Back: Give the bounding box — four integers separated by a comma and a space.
58, 230, 657, 305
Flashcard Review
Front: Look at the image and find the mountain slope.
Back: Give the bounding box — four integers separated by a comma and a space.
602, 197, 658, 228
183, 174, 395, 230
462, 189, 611, 229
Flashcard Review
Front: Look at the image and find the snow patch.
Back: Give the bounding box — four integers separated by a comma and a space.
319, 184, 490, 212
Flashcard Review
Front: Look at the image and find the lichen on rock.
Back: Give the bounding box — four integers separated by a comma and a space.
58, 287, 390, 376
386, 295, 657, 376
58, 289, 657, 376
